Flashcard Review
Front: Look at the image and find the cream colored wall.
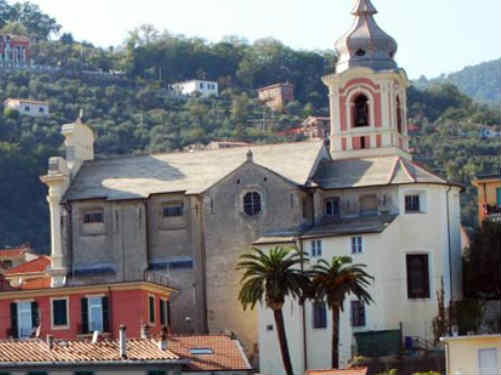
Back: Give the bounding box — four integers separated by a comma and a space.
258, 183, 463, 374
446, 336, 501, 374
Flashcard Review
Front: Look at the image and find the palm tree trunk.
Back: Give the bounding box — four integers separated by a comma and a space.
331, 307, 340, 368
273, 308, 294, 375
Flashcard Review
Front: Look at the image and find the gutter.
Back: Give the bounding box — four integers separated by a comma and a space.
0, 359, 190, 369
197, 195, 209, 333
144, 199, 151, 270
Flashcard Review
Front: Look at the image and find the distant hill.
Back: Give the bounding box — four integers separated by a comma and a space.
414, 59, 501, 106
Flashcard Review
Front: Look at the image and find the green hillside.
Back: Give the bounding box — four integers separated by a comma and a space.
415, 58, 501, 106
0, 1, 499, 252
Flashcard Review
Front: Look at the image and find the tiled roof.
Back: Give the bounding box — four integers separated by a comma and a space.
312, 156, 451, 189
306, 368, 368, 375
0, 335, 251, 371
4, 256, 50, 275
17, 277, 51, 290
0, 338, 180, 365
64, 141, 325, 201
167, 335, 251, 371
0, 245, 31, 258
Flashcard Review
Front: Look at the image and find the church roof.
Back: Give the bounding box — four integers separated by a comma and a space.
64, 141, 325, 201
335, 0, 398, 73
312, 156, 452, 190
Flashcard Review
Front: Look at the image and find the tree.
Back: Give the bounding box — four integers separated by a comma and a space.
311, 256, 374, 368
237, 246, 310, 375
7, 2, 61, 40
463, 220, 501, 301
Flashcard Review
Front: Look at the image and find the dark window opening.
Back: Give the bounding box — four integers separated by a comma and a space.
149, 296, 155, 324
2, 260, 13, 269
360, 136, 367, 149
406, 254, 430, 299
266, 324, 274, 331
325, 198, 340, 217
351, 300, 366, 327
84, 211, 103, 224
356, 49, 366, 57
396, 96, 403, 134
163, 203, 184, 217
243, 192, 261, 216
354, 95, 370, 127
405, 195, 421, 213
52, 299, 68, 327
313, 302, 327, 329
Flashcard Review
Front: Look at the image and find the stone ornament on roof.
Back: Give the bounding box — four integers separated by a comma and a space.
335, 0, 398, 73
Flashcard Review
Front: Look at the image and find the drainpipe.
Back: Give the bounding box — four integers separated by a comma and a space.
144, 199, 151, 272
197, 195, 209, 333
296, 237, 308, 372
63, 202, 73, 279
446, 185, 453, 334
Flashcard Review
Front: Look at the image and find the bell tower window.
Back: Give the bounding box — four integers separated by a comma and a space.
396, 96, 403, 134
353, 94, 370, 127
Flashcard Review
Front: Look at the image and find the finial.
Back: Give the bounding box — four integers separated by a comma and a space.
352, 0, 378, 16
76, 109, 84, 123
246, 149, 253, 162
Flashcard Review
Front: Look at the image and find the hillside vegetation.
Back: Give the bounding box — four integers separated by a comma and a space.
0, 2, 499, 251
415, 58, 501, 106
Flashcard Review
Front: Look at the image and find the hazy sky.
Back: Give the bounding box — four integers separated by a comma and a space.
23, 0, 501, 79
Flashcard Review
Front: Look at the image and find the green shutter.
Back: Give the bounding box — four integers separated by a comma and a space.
160, 300, 166, 326
10, 303, 17, 338
81, 298, 89, 334
497, 188, 501, 206
31, 301, 39, 327
102, 296, 110, 332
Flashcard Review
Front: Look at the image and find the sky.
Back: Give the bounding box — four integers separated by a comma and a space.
22, 0, 501, 79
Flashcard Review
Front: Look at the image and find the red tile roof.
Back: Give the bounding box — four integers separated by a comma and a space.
18, 277, 52, 290
167, 335, 251, 371
306, 368, 368, 375
0, 335, 251, 371
0, 245, 32, 259
4, 256, 50, 275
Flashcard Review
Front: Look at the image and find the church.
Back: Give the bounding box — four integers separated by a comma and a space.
30, 0, 463, 370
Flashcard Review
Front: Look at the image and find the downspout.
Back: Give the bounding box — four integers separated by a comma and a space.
144, 199, 151, 273
446, 185, 453, 334
197, 195, 209, 333
296, 236, 308, 372
63, 202, 73, 279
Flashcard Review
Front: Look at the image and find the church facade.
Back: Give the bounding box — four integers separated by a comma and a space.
37, 0, 463, 369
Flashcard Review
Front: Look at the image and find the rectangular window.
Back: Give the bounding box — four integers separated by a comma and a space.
163, 203, 184, 217
52, 298, 68, 328
160, 299, 169, 326
17, 301, 33, 339
406, 254, 430, 299
351, 236, 363, 254
313, 302, 327, 329
149, 295, 156, 324
311, 240, 322, 257
39, 107, 44, 113
83, 211, 104, 224
351, 300, 366, 327
325, 197, 340, 217
24, 105, 30, 112
88, 297, 104, 332
405, 195, 421, 213
496, 187, 501, 207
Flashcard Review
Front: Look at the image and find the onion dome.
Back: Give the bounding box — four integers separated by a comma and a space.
335, 0, 398, 73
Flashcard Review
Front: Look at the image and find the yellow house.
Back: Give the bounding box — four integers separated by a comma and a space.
473, 174, 501, 223
441, 334, 501, 374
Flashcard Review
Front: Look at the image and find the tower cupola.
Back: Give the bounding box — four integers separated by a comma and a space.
335, 0, 398, 74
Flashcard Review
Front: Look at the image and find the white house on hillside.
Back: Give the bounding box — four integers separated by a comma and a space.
171, 80, 218, 97
255, 1, 463, 372
4, 98, 50, 117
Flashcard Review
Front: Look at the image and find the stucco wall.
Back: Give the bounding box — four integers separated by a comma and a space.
446, 336, 501, 374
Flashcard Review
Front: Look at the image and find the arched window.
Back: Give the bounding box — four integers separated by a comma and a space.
243, 192, 261, 216
396, 96, 403, 134
353, 94, 370, 127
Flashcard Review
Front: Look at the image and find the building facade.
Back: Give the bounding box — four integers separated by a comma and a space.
0, 245, 38, 273
473, 174, 501, 223
0, 34, 30, 66
171, 80, 219, 98
256, 0, 463, 372
4, 98, 50, 117
258, 82, 294, 111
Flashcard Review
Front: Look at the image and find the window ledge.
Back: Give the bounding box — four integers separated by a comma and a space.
51, 325, 70, 331
405, 211, 426, 215
77, 332, 111, 338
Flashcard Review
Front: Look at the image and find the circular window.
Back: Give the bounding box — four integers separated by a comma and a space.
243, 192, 262, 216
356, 49, 366, 57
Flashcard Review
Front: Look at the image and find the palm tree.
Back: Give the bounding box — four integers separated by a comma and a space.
311, 256, 374, 368
237, 246, 310, 375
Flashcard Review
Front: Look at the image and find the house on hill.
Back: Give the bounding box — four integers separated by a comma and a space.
258, 82, 294, 111
0, 34, 30, 66
4, 98, 50, 117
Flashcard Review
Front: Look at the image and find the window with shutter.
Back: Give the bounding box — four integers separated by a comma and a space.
10, 302, 18, 338
52, 298, 68, 328
87, 297, 103, 333
102, 297, 110, 332
313, 302, 327, 329
81, 298, 89, 334
406, 254, 430, 299
351, 300, 366, 327
149, 296, 156, 324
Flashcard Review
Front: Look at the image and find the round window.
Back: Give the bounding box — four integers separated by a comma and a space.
243, 192, 262, 216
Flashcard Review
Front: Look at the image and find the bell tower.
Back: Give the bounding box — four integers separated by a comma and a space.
322, 0, 411, 160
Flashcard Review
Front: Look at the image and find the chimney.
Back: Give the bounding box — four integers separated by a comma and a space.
141, 323, 151, 339
158, 326, 168, 351
119, 325, 127, 359
246, 149, 253, 162
46, 335, 54, 350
